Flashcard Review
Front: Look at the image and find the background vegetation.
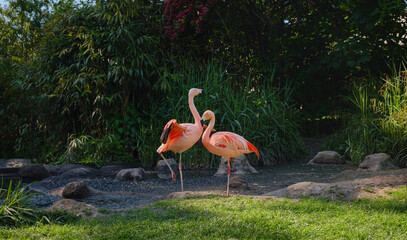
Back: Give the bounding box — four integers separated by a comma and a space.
0, 0, 406, 167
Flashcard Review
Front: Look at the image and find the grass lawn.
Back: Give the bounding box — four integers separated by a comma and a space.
1, 187, 407, 239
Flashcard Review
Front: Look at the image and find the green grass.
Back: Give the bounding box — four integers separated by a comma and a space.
2, 187, 407, 239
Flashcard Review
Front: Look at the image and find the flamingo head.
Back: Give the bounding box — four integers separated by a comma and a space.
189, 88, 204, 97
201, 110, 215, 123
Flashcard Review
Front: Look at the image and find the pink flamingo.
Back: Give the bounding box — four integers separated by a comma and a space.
201, 110, 259, 196
157, 88, 204, 192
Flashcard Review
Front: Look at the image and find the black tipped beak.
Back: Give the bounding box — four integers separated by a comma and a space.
201, 89, 205, 95
200, 118, 204, 127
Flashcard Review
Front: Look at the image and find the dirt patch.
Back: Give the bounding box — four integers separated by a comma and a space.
267, 169, 407, 201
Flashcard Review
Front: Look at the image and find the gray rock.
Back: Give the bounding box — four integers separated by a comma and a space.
18, 164, 49, 180
156, 158, 178, 179
62, 181, 91, 198
44, 165, 59, 176
359, 153, 398, 171
308, 151, 345, 164
115, 168, 148, 181
215, 155, 258, 176
47, 199, 102, 218
58, 167, 100, 180
229, 176, 250, 190
266, 181, 352, 200
57, 163, 83, 175
99, 165, 127, 177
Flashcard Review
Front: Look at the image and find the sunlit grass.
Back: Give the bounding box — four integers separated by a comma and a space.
2, 187, 407, 239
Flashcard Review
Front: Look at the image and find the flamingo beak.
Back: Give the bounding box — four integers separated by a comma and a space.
201, 89, 205, 95
200, 118, 204, 127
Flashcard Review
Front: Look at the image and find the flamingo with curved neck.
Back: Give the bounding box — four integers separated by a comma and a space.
201, 110, 259, 196
157, 88, 204, 192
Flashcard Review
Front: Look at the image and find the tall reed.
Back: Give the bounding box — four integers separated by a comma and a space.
136, 60, 304, 167
327, 59, 407, 167
375, 61, 407, 167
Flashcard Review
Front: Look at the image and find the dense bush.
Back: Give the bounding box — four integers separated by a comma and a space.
326, 60, 407, 167
1, 0, 406, 168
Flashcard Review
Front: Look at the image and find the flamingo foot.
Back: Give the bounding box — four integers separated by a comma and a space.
172, 172, 176, 182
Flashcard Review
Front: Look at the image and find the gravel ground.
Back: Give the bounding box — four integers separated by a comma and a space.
24, 138, 356, 210
28, 160, 355, 210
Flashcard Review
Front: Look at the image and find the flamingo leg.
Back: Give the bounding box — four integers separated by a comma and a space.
227, 158, 232, 196
179, 153, 184, 192
159, 153, 176, 182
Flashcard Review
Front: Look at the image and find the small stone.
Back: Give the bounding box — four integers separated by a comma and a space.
308, 151, 345, 165
156, 159, 178, 179
229, 176, 250, 190
62, 181, 91, 198
115, 168, 148, 181
359, 153, 398, 171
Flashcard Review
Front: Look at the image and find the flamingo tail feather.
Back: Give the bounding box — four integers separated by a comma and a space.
247, 142, 260, 159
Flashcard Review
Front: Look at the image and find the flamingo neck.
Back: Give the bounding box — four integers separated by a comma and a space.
202, 115, 215, 144
189, 93, 201, 125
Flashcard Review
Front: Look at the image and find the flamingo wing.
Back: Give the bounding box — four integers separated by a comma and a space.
160, 119, 187, 144
210, 132, 260, 159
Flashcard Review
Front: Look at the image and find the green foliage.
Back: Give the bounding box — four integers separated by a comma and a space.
0, 180, 37, 227
0, 179, 79, 227
326, 59, 407, 167
59, 134, 132, 167
2, 188, 407, 238
141, 61, 304, 167
0, 0, 51, 158
1, 0, 406, 167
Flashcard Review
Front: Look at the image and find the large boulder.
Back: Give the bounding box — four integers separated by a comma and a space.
115, 168, 148, 181
156, 158, 178, 179
215, 155, 258, 176
44, 165, 59, 176
18, 164, 49, 180
57, 163, 83, 175
359, 153, 398, 171
229, 176, 250, 190
308, 151, 345, 165
267, 181, 352, 200
57, 167, 100, 180
99, 165, 127, 177
47, 199, 102, 218
62, 181, 91, 199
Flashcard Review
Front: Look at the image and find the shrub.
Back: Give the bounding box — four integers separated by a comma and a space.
326, 60, 407, 167
59, 134, 132, 167
0, 180, 37, 227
